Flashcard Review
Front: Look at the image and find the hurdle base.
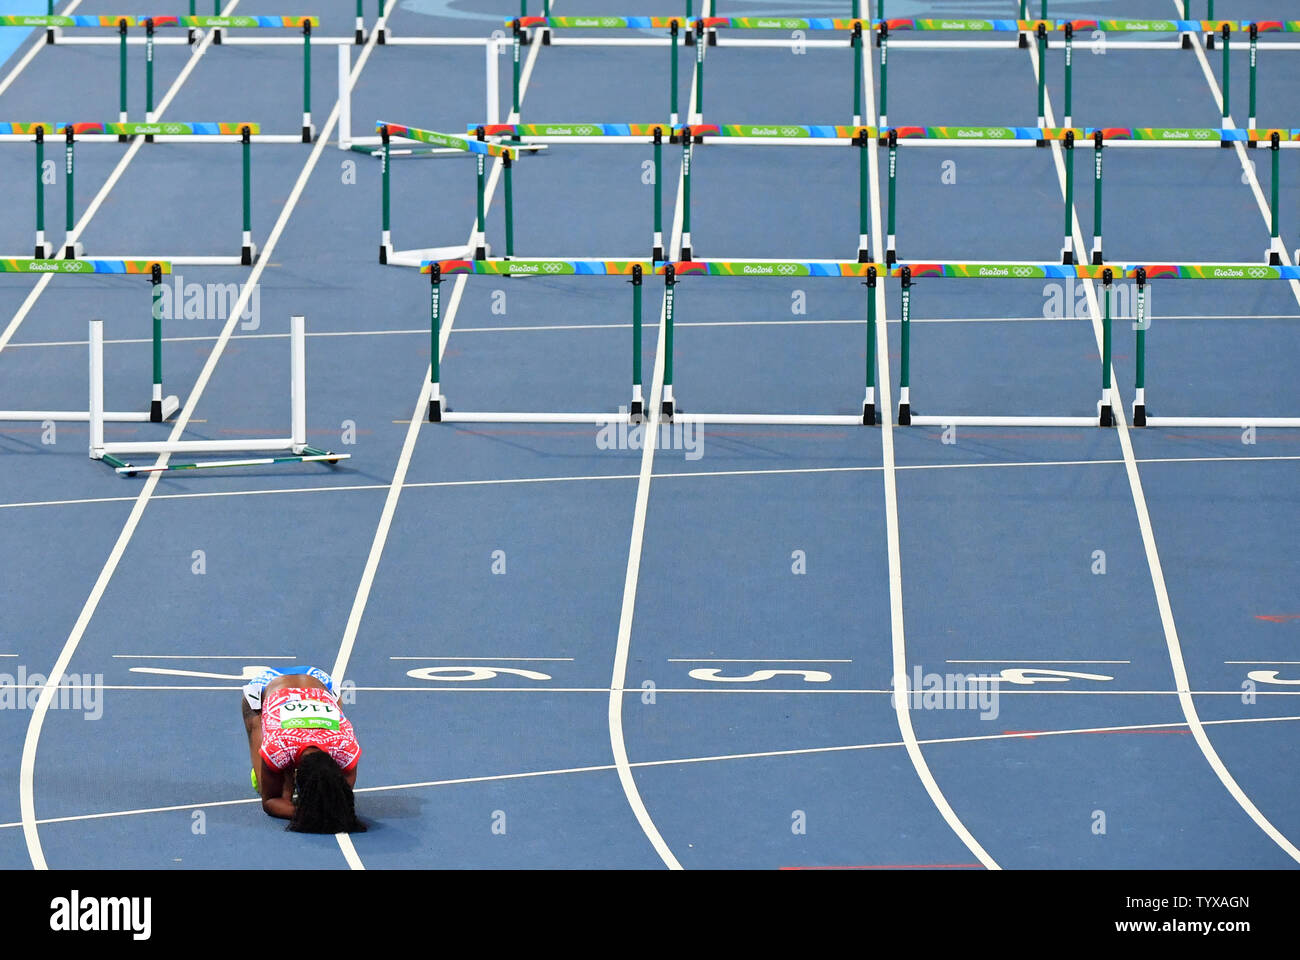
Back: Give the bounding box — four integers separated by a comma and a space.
542, 28, 551, 45
34, 241, 52, 260
1061, 248, 1074, 265
150, 395, 181, 423
898, 402, 911, 426
1220, 140, 1231, 149
653, 245, 664, 262
1133, 403, 1147, 427
863, 401, 876, 426
63, 241, 84, 260
355, 28, 364, 44
1092, 249, 1104, 265
302, 123, 316, 144
630, 400, 644, 424
672, 413, 870, 425
0, 403, 177, 423
241, 241, 259, 267
907, 414, 1102, 427
660, 398, 675, 421
1100, 404, 1114, 428
1143, 416, 1300, 428
858, 247, 870, 264
1018, 32, 1028, 48
380, 242, 393, 264
1205, 34, 1215, 50
886, 249, 896, 266
681, 245, 693, 260
1269, 249, 1283, 266
428, 397, 443, 423
1181, 34, 1192, 49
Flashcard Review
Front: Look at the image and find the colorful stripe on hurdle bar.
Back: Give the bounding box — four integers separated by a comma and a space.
891, 262, 1300, 279
475, 122, 672, 138
142, 15, 319, 28
422, 259, 651, 275
0, 14, 137, 26
0, 258, 170, 273
378, 122, 515, 158
504, 17, 1300, 33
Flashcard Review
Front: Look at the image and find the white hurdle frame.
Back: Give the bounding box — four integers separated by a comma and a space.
337, 40, 505, 153
88, 314, 324, 466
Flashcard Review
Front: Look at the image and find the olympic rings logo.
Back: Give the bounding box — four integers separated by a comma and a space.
1011, 266, 1034, 277
65, 260, 87, 271
780, 127, 803, 137
542, 262, 564, 273
573, 125, 596, 136
776, 263, 798, 275
601, 17, 619, 26
1192, 129, 1212, 139
1248, 267, 1269, 278
163, 123, 184, 134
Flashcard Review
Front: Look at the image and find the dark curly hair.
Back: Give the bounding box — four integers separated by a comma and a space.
287, 749, 366, 834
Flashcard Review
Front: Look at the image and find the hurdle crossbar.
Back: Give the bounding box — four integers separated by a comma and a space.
421, 259, 652, 424
138, 16, 318, 139
90, 314, 349, 473
0, 260, 179, 424
888, 261, 1300, 428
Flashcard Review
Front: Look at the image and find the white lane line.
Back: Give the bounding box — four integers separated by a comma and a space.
324, 0, 549, 869
946, 659, 1131, 664
1034, 24, 1300, 864
112, 654, 296, 659
329, 11, 540, 685
0, 0, 82, 97
11, 310, 1298, 349
4, 453, 1299, 512
16, 684, 1300, 695
863, 34, 998, 871
602, 52, 697, 876
388, 656, 575, 661
16, 0, 384, 870
8, 712, 1297, 832
667, 658, 853, 663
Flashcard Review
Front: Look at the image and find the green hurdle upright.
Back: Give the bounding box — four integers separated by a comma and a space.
1100, 268, 1114, 426
1091, 130, 1104, 264
429, 261, 444, 421
897, 264, 911, 424
662, 262, 676, 418
1132, 267, 1147, 425
631, 263, 645, 420
1061, 130, 1075, 264
34, 126, 50, 258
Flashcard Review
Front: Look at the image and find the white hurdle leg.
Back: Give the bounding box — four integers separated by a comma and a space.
88, 319, 105, 459
291, 315, 307, 452
337, 44, 352, 150
486, 38, 501, 127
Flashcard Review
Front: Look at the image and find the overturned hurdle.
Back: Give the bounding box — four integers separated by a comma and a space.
0, 122, 262, 265
89, 314, 349, 475
0, 259, 179, 424
377, 124, 518, 265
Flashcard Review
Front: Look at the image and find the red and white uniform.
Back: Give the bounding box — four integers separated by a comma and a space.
259, 686, 361, 772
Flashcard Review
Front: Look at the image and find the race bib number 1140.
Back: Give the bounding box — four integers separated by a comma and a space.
279, 699, 341, 731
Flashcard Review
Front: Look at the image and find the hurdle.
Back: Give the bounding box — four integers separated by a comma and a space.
0, 122, 262, 265
1121, 263, 1300, 428
879, 125, 1298, 267
421, 259, 653, 424
377, 124, 517, 265
891, 262, 1114, 428
0, 259, 179, 424
890, 260, 1300, 428
673, 123, 874, 261
141, 17, 320, 142
653, 259, 882, 425
89, 314, 349, 474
